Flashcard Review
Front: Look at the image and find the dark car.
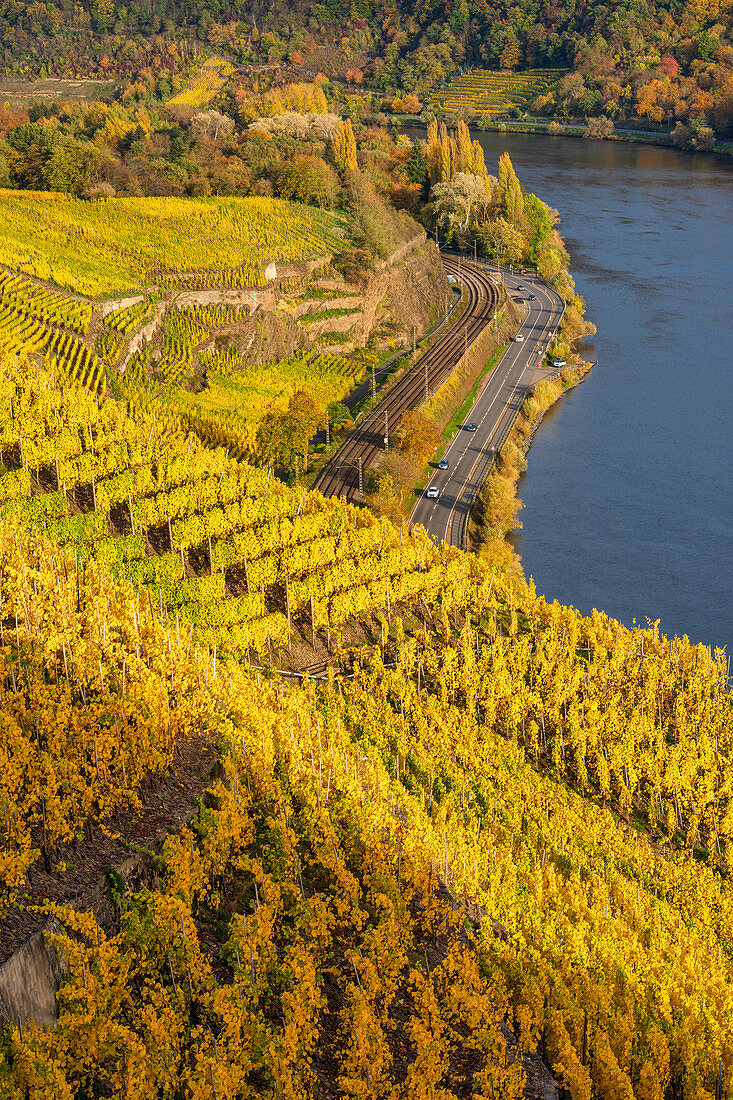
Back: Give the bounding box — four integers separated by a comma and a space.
527, 294, 536, 300
465, 423, 478, 431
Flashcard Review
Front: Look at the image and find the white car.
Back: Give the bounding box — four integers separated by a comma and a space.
426, 486, 439, 499
514, 334, 525, 342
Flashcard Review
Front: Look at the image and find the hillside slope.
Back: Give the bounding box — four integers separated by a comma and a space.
3, 0, 732, 138
0, 365, 731, 1097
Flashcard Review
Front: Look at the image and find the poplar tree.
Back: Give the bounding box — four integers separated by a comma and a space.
498, 152, 524, 223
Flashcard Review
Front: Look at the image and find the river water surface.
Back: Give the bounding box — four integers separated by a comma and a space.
471, 132, 733, 651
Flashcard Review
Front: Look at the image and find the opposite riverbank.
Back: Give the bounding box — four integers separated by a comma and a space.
397, 113, 733, 158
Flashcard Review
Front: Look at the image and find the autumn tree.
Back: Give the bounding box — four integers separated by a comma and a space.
498, 152, 524, 224
397, 409, 441, 463
331, 118, 358, 171
277, 155, 340, 208
583, 116, 615, 139
255, 391, 324, 472
478, 217, 525, 266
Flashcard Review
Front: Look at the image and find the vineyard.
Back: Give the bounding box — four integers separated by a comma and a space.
0, 191, 346, 297
0, 270, 105, 394
0, 221, 732, 1099
1, 482, 732, 1096
429, 69, 567, 116
141, 349, 363, 452
167, 56, 236, 108
0, 360, 461, 658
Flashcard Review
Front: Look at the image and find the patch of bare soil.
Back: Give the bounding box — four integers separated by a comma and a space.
0, 732, 218, 964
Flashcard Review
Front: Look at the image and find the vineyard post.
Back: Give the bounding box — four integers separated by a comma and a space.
285, 576, 292, 646
384, 408, 388, 452
358, 457, 363, 494
371, 363, 376, 401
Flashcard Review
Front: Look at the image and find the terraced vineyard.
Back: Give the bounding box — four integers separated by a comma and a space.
167, 56, 236, 108
0, 360, 460, 655
0, 270, 105, 394
149, 350, 360, 455
112, 302, 249, 394
0, 191, 346, 297
103, 297, 156, 335
429, 68, 567, 116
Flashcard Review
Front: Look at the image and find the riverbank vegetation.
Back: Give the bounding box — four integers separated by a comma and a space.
470, 362, 592, 571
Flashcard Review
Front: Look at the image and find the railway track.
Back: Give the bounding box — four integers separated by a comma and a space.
316, 257, 499, 501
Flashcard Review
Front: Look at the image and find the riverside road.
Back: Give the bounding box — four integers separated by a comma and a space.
411, 259, 565, 549
316, 252, 565, 552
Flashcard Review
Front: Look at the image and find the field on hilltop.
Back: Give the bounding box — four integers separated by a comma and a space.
0, 191, 346, 298
167, 56, 236, 108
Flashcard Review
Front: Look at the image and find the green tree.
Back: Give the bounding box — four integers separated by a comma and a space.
523, 192, 553, 261
405, 142, 428, 190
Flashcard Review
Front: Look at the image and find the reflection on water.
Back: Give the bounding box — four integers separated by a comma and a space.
470, 132, 733, 650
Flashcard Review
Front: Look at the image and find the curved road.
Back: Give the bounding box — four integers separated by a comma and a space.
411, 260, 565, 549
316, 257, 498, 502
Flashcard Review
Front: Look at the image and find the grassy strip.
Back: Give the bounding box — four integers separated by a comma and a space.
441, 343, 506, 442
300, 306, 361, 325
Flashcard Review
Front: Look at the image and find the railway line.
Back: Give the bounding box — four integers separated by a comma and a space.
411, 264, 566, 549
315, 256, 500, 501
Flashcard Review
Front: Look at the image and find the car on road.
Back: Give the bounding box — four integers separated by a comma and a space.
438, 459, 449, 470
553, 357, 566, 367
516, 284, 527, 291
527, 294, 536, 300
426, 486, 439, 499
514, 333, 525, 342
464, 423, 478, 431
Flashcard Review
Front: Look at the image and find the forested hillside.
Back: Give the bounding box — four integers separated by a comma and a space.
2, 0, 733, 138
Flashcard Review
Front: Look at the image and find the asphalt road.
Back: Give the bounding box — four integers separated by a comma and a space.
411, 262, 565, 549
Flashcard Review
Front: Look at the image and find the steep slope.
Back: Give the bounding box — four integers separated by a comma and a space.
0, 497, 731, 1097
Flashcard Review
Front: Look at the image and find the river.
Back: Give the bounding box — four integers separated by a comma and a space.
470, 132, 733, 651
